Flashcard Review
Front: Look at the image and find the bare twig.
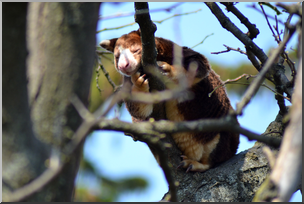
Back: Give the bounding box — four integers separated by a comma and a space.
260, 3, 280, 44
211, 44, 246, 55
153, 9, 201, 24
247, 3, 285, 25
205, 2, 268, 64
70, 94, 95, 121
97, 9, 201, 33
276, 2, 302, 17
257, 3, 297, 90
282, 13, 297, 86
235, 26, 295, 115
97, 51, 115, 63
264, 85, 290, 102
99, 2, 184, 20
260, 2, 282, 15
274, 15, 283, 42
192, 33, 214, 49
96, 49, 113, 55
97, 22, 136, 33
209, 74, 254, 97
208, 74, 291, 102
206, 2, 293, 99
95, 62, 103, 94
220, 2, 260, 39
97, 54, 117, 91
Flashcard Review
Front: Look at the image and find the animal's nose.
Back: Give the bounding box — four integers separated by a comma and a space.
119, 62, 129, 70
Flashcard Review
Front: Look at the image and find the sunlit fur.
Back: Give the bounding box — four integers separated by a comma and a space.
100, 30, 239, 172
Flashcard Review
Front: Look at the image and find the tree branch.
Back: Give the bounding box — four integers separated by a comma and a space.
99, 2, 184, 20
276, 2, 302, 17
96, 54, 117, 91
211, 44, 247, 55
209, 74, 290, 102
247, 3, 284, 25
220, 2, 260, 39
205, 2, 294, 98
5, 92, 284, 202
94, 115, 281, 149
235, 23, 295, 115
205, 2, 268, 64
254, 58, 302, 202
259, 3, 280, 44
269, 56, 302, 202
134, 2, 177, 201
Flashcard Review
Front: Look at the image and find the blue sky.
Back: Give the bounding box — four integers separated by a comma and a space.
76, 2, 301, 202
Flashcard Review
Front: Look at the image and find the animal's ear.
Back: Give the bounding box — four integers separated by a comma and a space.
136, 28, 141, 36
99, 38, 118, 52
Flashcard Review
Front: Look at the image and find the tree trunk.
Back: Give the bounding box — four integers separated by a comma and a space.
3, 2, 100, 201
3, 3, 50, 200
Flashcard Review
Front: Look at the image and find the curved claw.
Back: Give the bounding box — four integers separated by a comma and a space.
186, 164, 193, 173
177, 162, 185, 169
180, 155, 188, 160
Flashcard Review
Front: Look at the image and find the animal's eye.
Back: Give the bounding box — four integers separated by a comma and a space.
132, 49, 140, 54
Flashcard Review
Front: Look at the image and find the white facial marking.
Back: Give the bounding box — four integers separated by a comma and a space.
116, 46, 138, 76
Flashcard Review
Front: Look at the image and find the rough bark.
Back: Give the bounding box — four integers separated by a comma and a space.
3, 3, 49, 199
3, 2, 100, 201
269, 59, 302, 202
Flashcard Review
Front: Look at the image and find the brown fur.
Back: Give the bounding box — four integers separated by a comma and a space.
100, 30, 239, 172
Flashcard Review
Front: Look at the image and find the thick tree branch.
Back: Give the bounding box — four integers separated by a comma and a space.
220, 2, 260, 39
95, 116, 281, 148
134, 3, 177, 201
134, 3, 158, 74
205, 2, 267, 64
270, 58, 302, 202
253, 59, 302, 202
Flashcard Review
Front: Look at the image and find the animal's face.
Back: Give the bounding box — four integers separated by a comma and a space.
100, 30, 142, 76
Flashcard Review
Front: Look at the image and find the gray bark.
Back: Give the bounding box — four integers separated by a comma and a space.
3, 2, 49, 198
3, 2, 100, 201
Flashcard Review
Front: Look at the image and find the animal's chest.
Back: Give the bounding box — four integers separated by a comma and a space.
165, 100, 184, 122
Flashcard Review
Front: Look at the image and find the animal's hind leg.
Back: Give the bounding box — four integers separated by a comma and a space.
178, 155, 210, 172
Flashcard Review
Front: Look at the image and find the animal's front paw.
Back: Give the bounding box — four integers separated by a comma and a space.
157, 61, 173, 78
177, 155, 210, 173
131, 72, 149, 92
